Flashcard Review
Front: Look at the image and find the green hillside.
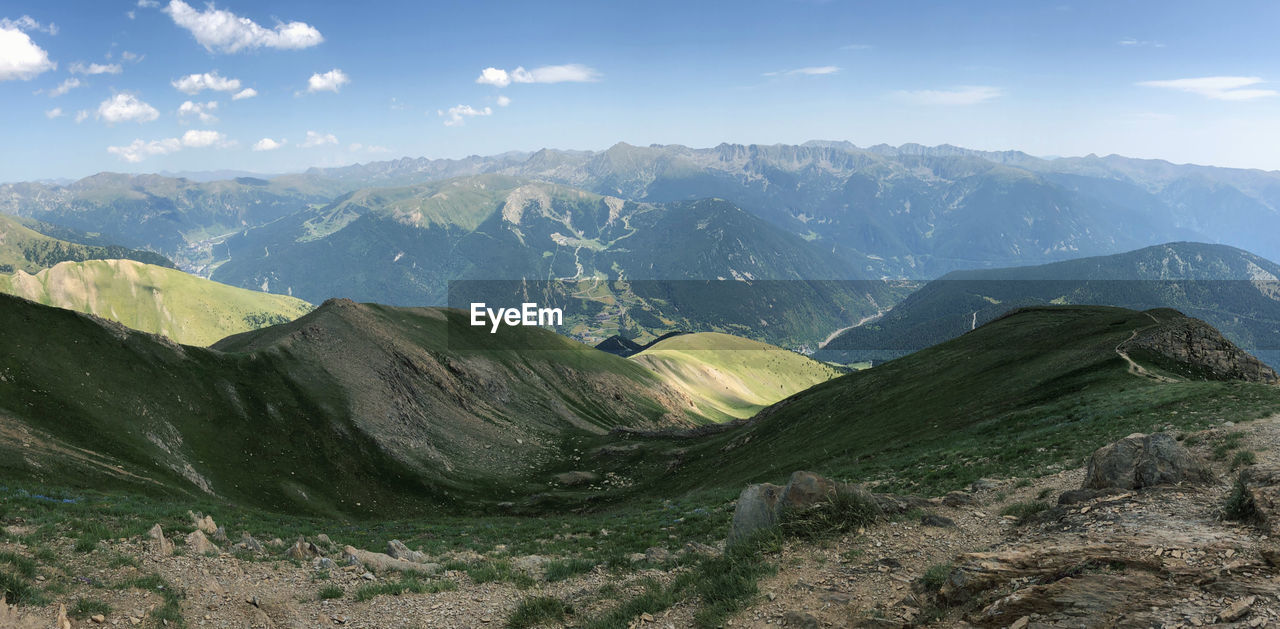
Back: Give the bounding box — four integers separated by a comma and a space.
820, 242, 1280, 367
0, 213, 171, 274
572, 306, 1280, 499
629, 332, 841, 421
0, 259, 313, 346
0, 295, 706, 515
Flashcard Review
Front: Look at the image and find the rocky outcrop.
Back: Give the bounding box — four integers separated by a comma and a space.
1121, 315, 1279, 384
342, 545, 442, 575
729, 471, 885, 543
1083, 432, 1212, 490
185, 530, 220, 555
287, 537, 321, 560
188, 510, 218, 535
148, 523, 173, 556
386, 539, 428, 563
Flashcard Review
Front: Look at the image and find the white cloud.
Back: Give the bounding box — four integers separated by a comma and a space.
180, 129, 225, 147
252, 137, 284, 151
177, 100, 218, 123
300, 130, 337, 147
306, 68, 348, 93
439, 104, 492, 127
74, 109, 88, 123
0, 25, 56, 81
137, 0, 160, 7
70, 61, 122, 75
894, 85, 1002, 105
45, 107, 62, 119
1138, 76, 1276, 101
348, 143, 389, 153
231, 87, 256, 100
97, 92, 160, 123
121, 50, 143, 62
171, 71, 240, 94
107, 137, 181, 162
163, 0, 323, 53
1118, 38, 1164, 48
0, 16, 57, 35
496, 94, 511, 107
764, 65, 841, 77
47, 77, 81, 97
475, 64, 601, 87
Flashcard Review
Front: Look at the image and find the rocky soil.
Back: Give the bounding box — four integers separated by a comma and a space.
6, 415, 1280, 628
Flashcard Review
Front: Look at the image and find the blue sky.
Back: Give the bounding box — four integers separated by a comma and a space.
2, 0, 1279, 181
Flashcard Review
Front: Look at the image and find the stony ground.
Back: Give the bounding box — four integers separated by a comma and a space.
5, 415, 1280, 628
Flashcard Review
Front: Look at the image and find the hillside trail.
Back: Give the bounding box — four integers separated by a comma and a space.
705, 412, 1280, 628
1115, 312, 1181, 384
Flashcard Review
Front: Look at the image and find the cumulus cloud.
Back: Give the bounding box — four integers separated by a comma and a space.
107, 137, 181, 162
231, 87, 256, 100
47, 77, 81, 97
474, 64, 600, 87
894, 85, 1002, 105
180, 129, 225, 147
172, 71, 240, 94
177, 100, 218, 123
97, 92, 160, 123
0, 15, 57, 35
763, 66, 840, 77
438, 104, 492, 127
45, 107, 62, 119
163, 0, 323, 53
300, 130, 337, 147
70, 61, 122, 75
252, 137, 284, 151
306, 68, 348, 93
1138, 76, 1276, 101
0, 24, 56, 81
496, 95, 511, 107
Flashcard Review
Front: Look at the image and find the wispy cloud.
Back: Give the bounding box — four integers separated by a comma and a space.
439, 104, 492, 127
894, 85, 1002, 105
231, 88, 257, 100
45, 107, 62, 119
0, 15, 57, 35
1118, 38, 1164, 48
70, 61, 122, 75
47, 77, 82, 97
163, 0, 323, 53
106, 129, 230, 162
475, 64, 600, 87
300, 130, 338, 147
764, 65, 840, 77
1138, 76, 1276, 101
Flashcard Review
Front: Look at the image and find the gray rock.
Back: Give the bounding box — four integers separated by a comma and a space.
941, 491, 975, 507
728, 482, 784, 544
148, 524, 173, 557
553, 471, 600, 487
316, 534, 333, 546
212, 526, 228, 543
342, 545, 441, 575
644, 547, 673, 563
287, 537, 321, 560
312, 557, 337, 571
969, 478, 999, 492
920, 513, 956, 528
185, 530, 220, 555
1083, 432, 1213, 490
386, 540, 427, 563
234, 533, 264, 553
783, 611, 821, 629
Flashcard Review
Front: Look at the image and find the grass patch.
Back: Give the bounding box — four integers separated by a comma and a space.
920, 563, 953, 592
1000, 501, 1050, 521
467, 560, 535, 588
508, 595, 573, 628
544, 558, 596, 582
1224, 473, 1261, 523
69, 598, 112, 619
353, 576, 456, 602
0, 570, 48, 606
0, 551, 36, 579
318, 584, 344, 600
1232, 450, 1257, 470
779, 490, 882, 540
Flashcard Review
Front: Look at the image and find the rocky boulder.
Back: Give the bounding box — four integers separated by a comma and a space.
1083, 432, 1212, 490
148, 524, 173, 556
342, 545, 442, 575
729, 470, 883, 543
728, 482, 784, 544
185, 530, 220, 555
387, 540, 428, 563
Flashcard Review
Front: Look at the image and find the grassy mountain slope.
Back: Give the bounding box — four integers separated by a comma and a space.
0, 214, 171, 274
820, 242, 1280, 366
574, 306, 1280, 499
628, 332, 842, 421
0, 295, 704, 515
0, 259, 313, 346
